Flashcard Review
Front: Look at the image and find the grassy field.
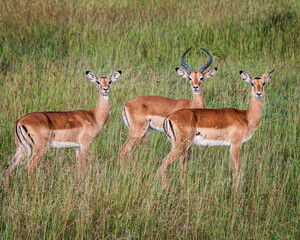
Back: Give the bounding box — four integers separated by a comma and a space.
0, 0, 299, 238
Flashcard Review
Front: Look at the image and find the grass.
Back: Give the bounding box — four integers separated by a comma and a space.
0, 0, 299, 238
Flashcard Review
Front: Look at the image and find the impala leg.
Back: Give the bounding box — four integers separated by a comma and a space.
130, 128, 153, 166
120, 123, 149, 171
25, 146, 47, 186
76, 145, 90, 177
76, 147, 82, 175
6, 144, 28, 185
179, 146, 191, 181
161, 144, 187, 187
230, 143, 241, 191
76, 148, 80, 159
120, 136, 141, 171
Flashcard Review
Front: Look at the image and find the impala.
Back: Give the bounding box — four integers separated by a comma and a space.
6, 70, 122, 184
162, 69, 275, 189
120, 47, 218, 170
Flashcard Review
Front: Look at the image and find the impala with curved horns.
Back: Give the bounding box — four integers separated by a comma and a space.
120, 47, 218, 170
6, 70, 122, 184
162, 69, 275, 189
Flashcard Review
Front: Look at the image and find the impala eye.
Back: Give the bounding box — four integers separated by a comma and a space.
108, 80, 112, 84
250, 82, 254, 86
262, 82, 265, 86
96, 81, 101, 85
188, 77, 192, 81
200, 77, 204, 81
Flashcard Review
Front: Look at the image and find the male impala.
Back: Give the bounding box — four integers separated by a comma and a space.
162, 69, 275, 189
120, 47, 218, 170
6, 70, 122, 184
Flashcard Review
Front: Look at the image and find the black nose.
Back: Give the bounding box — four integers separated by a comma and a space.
193, 86, 199, 89
103, 88, 109, 91
257, 93, 262, 96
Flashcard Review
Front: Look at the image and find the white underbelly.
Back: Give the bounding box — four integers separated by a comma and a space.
193, 135, 230, 147
149, 121, 164, 132
50, 141, 80, 149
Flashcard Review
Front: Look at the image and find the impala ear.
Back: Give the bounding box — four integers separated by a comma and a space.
262, 69, 275, 83
176, 67, 190, 79
203, 67, 218, 79
240, 71, 252, 84
110, 70, 122, 82
86, 71, 100, 84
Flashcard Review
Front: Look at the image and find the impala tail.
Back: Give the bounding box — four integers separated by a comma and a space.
163, 117, 176, 142
122, 106, 130, 128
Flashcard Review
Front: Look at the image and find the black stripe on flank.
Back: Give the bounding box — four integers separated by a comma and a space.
168, 120, 176, 142
21, 125, 35, 144
27, 132, 34, 144
22, 125, 28, 134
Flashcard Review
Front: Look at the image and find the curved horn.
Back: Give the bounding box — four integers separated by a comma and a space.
198, 48, 212, 73
180, 47, 194, 73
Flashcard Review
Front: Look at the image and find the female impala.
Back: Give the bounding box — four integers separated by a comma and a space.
6, 70, 122, 184
162, 69, 274, 189
120, 48, 218, 170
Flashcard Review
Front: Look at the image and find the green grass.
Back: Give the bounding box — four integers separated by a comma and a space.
0, 0, 299, 238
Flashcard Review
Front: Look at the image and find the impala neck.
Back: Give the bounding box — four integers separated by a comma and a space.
246, 95, 263, 129
93, 94, 110, 122
192, 91, 205, 108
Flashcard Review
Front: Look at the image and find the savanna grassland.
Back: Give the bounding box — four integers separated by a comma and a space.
0, 0, 299, 239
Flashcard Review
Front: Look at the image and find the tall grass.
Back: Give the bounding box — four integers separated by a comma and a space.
0, 0, 299, 238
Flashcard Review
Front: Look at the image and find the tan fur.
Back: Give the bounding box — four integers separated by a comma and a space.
6, 71, 121, 185
161, 70, 274, 190
120, 68, 217, 170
